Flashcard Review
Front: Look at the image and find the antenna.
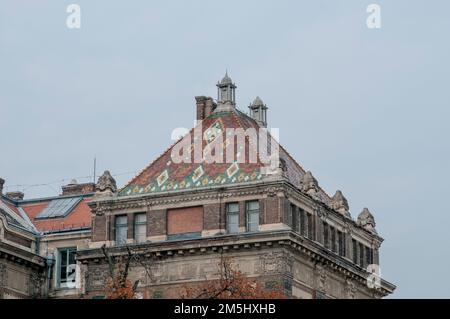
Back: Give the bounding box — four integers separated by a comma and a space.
93, 157, 97, 184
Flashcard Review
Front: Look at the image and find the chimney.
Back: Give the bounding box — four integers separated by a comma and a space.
0, 178, 4, 196
195, 96, 216, 121
61, 179, 95, 196
6, 191, 24, 201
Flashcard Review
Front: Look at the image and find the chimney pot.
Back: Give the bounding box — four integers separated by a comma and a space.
0, 178, 4, 195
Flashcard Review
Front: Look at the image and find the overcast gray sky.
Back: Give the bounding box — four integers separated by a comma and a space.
1, 0, 449, 298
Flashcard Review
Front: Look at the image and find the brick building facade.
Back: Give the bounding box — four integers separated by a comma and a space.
77, 74, 395, 299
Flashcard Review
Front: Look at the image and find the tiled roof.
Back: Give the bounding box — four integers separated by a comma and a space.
119, 108, 331, 204
19, 196, 92, 233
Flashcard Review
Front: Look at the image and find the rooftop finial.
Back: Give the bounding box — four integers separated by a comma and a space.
95, 170, 117, 197
216, 71, 237, 110
249, 96, 268, 127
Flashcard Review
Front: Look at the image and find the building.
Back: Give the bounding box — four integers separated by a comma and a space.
0, 178, 94, 298
75, 74, 396, 299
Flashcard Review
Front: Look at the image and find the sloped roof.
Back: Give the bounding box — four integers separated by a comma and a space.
19, 196, 92, 233
0, 198, 38, 234
119, 107, 331, 204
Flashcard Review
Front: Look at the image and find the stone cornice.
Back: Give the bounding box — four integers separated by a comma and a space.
88, 179, 383, 246
0, 241, 45, 269
77, 230, 395, 296
88, 181, 285, 214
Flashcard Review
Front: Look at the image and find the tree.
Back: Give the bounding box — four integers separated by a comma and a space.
101, 245, 153, 299
182, 255, 286, 299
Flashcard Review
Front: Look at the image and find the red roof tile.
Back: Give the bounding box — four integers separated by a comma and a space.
119, 108, 331, 203
20, 198, 92, 232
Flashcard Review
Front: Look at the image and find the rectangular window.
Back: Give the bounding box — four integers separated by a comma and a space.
58, 247, 76, 289
352, 239, 358, 264
307, 213, 313, 240
338, 231, 345, 257
226, 203, 240, 234
291, 204, 298, 232
300, 210, 306, 236
365, 246, 373, 266
246, 201, 259, 232
359, 243, 364, 267
134, 213, 147, 243
115, 215, 128, 245
323, 222, 329, 249
330, 226, 336, 252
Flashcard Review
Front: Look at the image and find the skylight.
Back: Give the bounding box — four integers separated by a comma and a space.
35, 197, 82, 219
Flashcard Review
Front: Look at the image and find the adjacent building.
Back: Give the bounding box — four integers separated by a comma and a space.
0, 179, 93, 298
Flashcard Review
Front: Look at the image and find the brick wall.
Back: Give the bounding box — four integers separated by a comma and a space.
167, 207, 203, 235
203, 203, 221, 230
92, 214, 106, 242
264, 196, 280, 224
148, 210, 166, 236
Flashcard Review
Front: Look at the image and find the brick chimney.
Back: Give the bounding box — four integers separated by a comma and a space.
195, 96, 216, 121
6, 191, 24, 201
61, 179, 95, 196
0, 178, 4, 196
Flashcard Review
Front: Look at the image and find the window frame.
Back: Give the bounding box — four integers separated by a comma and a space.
306, 213, 313, 240
330, 226, 336, 253
291, 204, 298, 232
246, 200, 260, 232
134, 213, 147, 243
57, 247, 77, 289
115, 215, 128, 245
226, 202, 240, 234
352, 239, 358, 264
323, 222, 329, 249
338, 231, 346, 257
365, 246, 373, 266
359, 242, 365, 267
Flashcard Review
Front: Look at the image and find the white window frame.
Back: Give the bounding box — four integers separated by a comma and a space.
115, 215, 128, 245
134, 213, 147, 243
246, 201, 260, 232
57, 247, 77, 289
226, 202, 239, 234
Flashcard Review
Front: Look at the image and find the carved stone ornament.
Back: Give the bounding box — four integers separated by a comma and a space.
345, 278, 358, 299
96, 170, 117, 194
330, 190, 351, 218
29, 272, 44, 298
314, 204, 328, 221
300, 171, 319, 197
314, 264, 327, 292
357, 207, 377, 234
